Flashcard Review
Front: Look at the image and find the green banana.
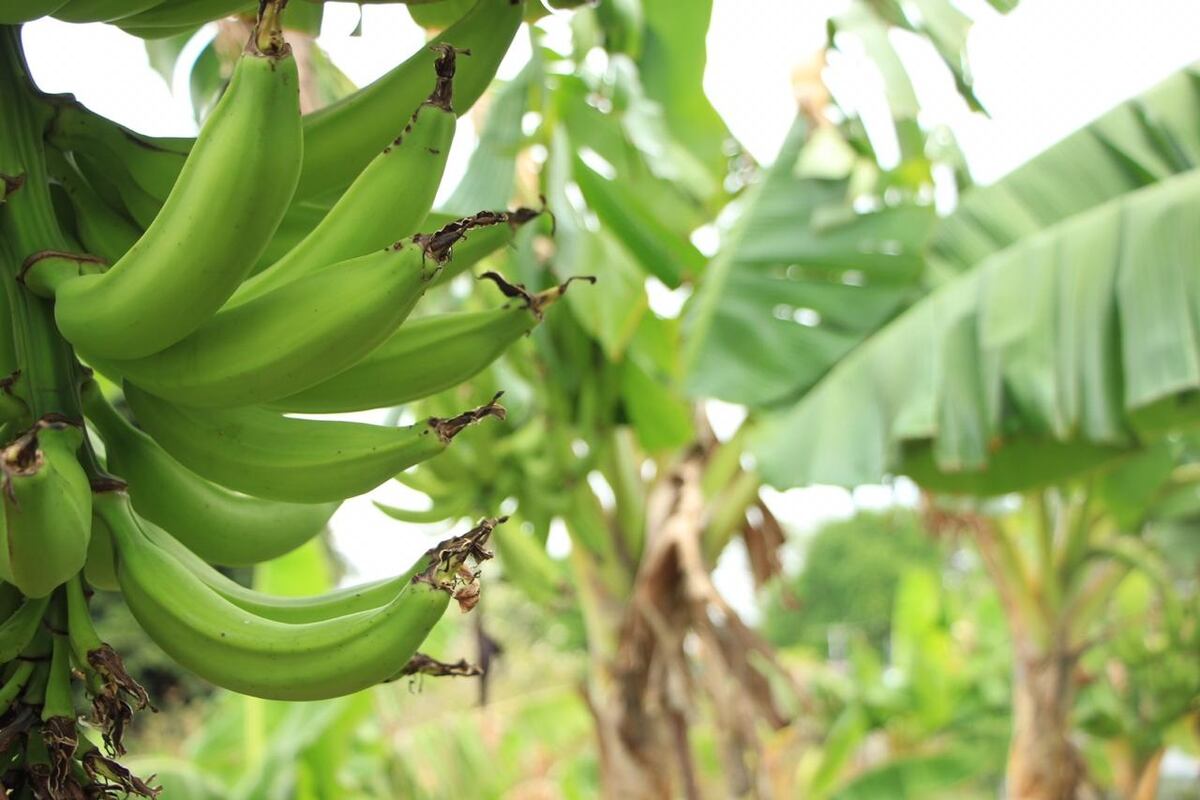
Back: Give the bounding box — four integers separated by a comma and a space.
103, 489, 494, 700
0, 660, 34, 717
45, 149, 140, 264
53, 0, 522, 204
47, 3, 302, 359
85, 510, 119, 591
491, 513, 567, 606
374, 494, 474, 524
116, 0, 252, 28
393, 464, 456, 497
46, 116, 324, 269
142, 521, 426, 623
18, 249, 105, 299
0, 583, 21, 621
0, 420, 92, 598
252, 199, 330, 272
407, 0, 475, 29
293, 0, 523, 200
46, 102, 190, 207
51, 0, 167, 23
124, 383, 505, 503
270, 274, 584, 413
0, 594, 50, 663
40, 613, 73, 724
41, 631, 79, 799
230, 45, 459, 307
120, 19, 207, 38
83, 386, 338, 566
0, 0, 70, 23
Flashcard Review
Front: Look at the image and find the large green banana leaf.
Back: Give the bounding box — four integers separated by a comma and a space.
684, 118, 935, 407
753, 64, 1200, 493
929, 65, 1200, 277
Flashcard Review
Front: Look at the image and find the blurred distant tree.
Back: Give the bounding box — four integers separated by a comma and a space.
761, 510, 941, 652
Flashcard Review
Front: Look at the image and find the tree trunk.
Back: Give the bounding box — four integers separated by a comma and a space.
926, 502, 1087, 800
1006, 650, 1084, 800
581, 456, 791, 799
1130, 750, 1164, 800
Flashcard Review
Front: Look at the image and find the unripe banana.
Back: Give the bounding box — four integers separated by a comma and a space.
374, 494, 473, 524
270, 274, 586, 414
49, 0, 520, 204
116, 0, 252, 29
47, 3, 302, 359
295, 0, 522, 200
0, 660, 34, 717
91, 237, 443, 409
45, 149, 140, 263
85, 511, 119, 591
241, 207, 539, 310
230, 46, 459, 307
52, 0, 166, 23
252, 199, 329, 271
0, 419, 92, 598
120, 19, 208, 38
0, 582, 21, 621
124, 383, 505, 503
46, 102, 189, 207
0, 0, 70, 23
0, 594, 51, 663
83, 385, 337, 566
71, 150, 162, 233
18, 249, 105, 299
491, 514, 567, 607
103, 489, 496, 700
142, 521, 425, 623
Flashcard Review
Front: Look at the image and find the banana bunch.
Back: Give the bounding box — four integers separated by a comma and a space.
0, 0, 580, 793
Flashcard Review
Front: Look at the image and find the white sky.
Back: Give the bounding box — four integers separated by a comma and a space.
19, 0, 1200, 612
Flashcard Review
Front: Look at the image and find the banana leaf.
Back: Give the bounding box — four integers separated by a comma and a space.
685, 117, 934, 407
753, 64, 1200, 493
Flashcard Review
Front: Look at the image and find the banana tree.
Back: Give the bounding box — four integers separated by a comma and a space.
686, 58, 1200, 798
371, 2, 1013, 797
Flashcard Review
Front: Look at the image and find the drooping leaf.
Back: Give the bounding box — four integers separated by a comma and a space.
929, 64, 1200, 279
407, 0, 475, 30
754, 156, 1200, 493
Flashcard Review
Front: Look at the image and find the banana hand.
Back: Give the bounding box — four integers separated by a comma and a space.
103, 490, 497, 700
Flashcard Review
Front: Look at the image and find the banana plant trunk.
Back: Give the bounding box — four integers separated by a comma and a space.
1007, 649, 1084, 800
572, 451, 789, 800
930, 501, 1088, 800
